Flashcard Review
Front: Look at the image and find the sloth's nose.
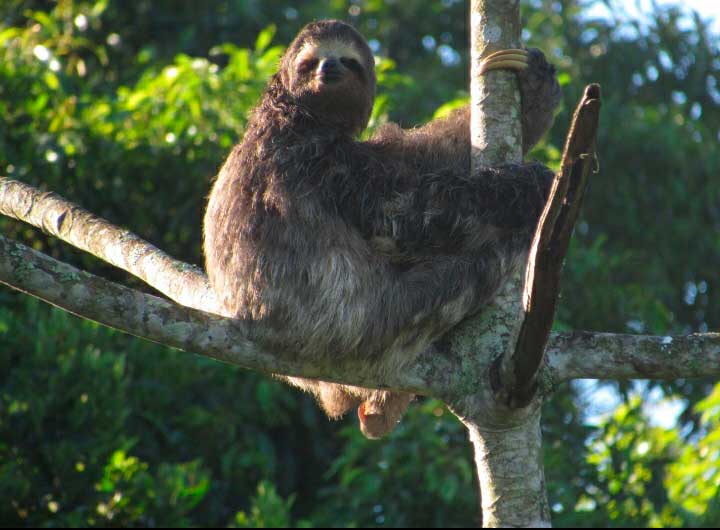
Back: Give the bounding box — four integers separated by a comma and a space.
319, 58, 342, 80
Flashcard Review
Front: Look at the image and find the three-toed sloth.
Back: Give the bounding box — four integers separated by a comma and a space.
204, 20, 561, 438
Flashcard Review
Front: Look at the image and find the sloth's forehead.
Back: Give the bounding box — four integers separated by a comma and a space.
296, 39, 365, 64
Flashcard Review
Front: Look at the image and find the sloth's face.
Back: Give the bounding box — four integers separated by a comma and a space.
281, 22, 376, 134
291, 39, 369, 95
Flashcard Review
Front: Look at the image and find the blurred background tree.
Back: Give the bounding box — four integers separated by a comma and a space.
1, 0, 720, 526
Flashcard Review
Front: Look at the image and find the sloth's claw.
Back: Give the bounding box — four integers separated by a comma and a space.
478, 48, 530, 75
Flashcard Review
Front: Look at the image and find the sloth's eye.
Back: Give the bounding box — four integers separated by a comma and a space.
340, 57, 364, 76
298, 58, 318, 74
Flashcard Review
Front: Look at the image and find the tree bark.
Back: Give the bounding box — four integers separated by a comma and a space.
545, 331, 720, 382
470, 0, 523, 166
465, 410, 550, 527
462, 1, 552, 526
0, 177, 216, 312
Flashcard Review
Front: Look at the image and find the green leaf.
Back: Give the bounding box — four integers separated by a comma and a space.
255, 25, 276, 53
44, 72, 60, 90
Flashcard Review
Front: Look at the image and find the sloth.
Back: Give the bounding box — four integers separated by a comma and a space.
204, 20, 561, 439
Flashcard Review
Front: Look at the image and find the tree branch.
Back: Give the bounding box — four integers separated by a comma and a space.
0, 175, 462, 395
0, 177, 216, 311
545, 331, 720, 382
0, 233, 438, 394
499, 84, 601, 407
3, 228, 718, 390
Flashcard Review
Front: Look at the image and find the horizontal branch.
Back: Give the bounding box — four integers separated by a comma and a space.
0, 177, 216, 311
0, 233, 437, 394
3, 178, 719, 397
2, 229, 719, 396
545, 331, 720, 382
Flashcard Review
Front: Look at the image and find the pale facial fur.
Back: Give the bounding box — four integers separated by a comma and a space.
294, 39, 366, 68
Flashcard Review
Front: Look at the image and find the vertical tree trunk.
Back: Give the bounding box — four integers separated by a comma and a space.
466, 410, 550, 527
470, 0, 523, 166
460, 1, 552, 526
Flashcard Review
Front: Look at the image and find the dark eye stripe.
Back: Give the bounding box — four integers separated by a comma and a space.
298, 58, 318, 73
341, 57, 364, 76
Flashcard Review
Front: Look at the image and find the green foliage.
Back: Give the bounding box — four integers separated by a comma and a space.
0, 298, 332, 526
666, 386, 720, 526
581, 397, 679, 527
313, 400, 477, 527
0, 7, 282, 267
233, 481, 304, 528
547, 388, 720, 528
0, 299, 474, 527
1, 0, 720, 527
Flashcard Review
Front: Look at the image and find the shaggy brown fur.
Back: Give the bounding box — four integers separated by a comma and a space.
203, 20, 561, 439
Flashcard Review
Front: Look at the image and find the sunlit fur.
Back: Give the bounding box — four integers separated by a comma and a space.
203, 20, 561, 438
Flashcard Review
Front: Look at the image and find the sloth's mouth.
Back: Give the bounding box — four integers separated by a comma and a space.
316, 72, 343, 84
